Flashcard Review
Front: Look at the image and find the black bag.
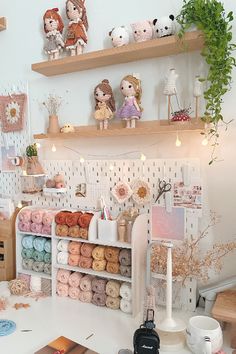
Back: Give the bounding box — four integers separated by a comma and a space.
133, 310, 160, 354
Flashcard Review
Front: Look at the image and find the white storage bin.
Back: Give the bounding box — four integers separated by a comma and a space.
98, 219, 118, 242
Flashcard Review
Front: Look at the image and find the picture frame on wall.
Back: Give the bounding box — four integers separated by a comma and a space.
151, 205, 186, 241
0, 146, 16, 172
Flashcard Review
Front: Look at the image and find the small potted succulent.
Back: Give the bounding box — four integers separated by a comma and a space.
25, 143, 44, 175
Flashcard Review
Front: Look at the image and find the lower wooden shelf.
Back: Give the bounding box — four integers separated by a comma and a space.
34, 119, 204, 140
55, 263, 132, 283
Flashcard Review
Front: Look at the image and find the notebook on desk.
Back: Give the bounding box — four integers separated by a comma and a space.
35, 335, 98, 354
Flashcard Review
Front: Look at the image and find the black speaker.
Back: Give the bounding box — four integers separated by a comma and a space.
133, 310, 160, 354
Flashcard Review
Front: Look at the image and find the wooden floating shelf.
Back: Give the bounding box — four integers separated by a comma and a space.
32, 31, 204, 77
34, 119, 204, 140
0, 17, 6, 31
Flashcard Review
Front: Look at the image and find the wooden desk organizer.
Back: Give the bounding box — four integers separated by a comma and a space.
0, 209, 20, 281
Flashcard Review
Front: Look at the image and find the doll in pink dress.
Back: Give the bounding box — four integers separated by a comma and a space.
65, 0, 88, 56
94, 79, 116, 130
117, 75, 143, 128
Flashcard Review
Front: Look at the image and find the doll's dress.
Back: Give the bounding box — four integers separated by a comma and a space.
45, 30, 64, 53
65, 19, 87, 49
94, 102, 113, 121
117, 96, 141, 120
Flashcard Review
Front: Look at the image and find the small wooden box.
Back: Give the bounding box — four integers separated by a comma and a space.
0, 209, 19, 281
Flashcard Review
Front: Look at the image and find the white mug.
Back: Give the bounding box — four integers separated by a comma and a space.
186, 316, 223, 354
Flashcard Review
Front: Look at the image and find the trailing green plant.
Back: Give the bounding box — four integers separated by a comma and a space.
26, 143, 38, 157
177, 0, 236, 164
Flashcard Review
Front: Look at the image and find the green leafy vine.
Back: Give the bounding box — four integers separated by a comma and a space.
177, 0, 236, 164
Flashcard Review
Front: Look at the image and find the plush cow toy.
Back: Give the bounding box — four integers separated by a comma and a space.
153, 15, 175, 38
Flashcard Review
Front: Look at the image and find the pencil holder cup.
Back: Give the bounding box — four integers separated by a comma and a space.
98, 219, 118, 242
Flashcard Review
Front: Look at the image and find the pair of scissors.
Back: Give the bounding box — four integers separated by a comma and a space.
155, 180, 172, 202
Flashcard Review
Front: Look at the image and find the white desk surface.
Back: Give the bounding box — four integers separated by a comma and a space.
0, 296, 232, 354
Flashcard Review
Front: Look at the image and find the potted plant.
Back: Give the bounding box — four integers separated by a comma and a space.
25, 143, 44, 175
177, 0, 236, 164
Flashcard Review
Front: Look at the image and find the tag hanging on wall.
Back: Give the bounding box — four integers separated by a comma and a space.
111, 181, 133, 204
131, 179, 151, 205
0, 94, 27, 132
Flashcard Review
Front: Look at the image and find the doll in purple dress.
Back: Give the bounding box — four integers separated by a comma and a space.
117, 75, 143, 128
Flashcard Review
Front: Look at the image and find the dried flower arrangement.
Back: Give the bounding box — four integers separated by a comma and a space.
151, 212, 236, 283
42, 93, 64, 115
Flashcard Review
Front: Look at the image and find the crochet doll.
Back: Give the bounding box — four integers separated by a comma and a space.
65, 0, 88, 56
117, 75, 143, 129
43, 8, 64, 61
94, 79, 116, 130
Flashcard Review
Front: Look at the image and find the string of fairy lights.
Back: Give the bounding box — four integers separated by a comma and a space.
35, 129, 209, 169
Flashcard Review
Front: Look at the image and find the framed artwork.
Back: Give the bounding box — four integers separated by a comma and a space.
0, 93, 27, 132
151, 205, 185, 241
1, 146, 16, 172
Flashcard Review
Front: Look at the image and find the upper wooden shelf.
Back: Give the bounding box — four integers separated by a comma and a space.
0, 17, 6, 31
33, 119, 204, 140
32, 31, 204, 77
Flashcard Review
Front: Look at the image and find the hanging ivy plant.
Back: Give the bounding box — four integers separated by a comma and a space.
177, 0, 236, 164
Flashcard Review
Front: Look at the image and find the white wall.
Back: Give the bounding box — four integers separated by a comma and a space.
1, 0, 236, 281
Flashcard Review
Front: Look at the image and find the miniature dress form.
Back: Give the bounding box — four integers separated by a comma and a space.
117, 75, 143, 129
193, 76, 202, 120
65, 0, 88, 56
43, 8, 64, 61
164, 68, 179, 121
164, 68, 178, 96
94, 79, 116, 130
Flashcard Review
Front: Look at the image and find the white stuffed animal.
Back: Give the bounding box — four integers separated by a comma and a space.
60, 124, 75, 133
153, 15, 175, 38
109, 26, 130, 47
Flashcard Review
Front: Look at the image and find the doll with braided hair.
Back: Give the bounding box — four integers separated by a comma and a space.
65, 0, 88, 56
117, 75, 143, 129
43, 8, 64, 61
94, 79, 116, 130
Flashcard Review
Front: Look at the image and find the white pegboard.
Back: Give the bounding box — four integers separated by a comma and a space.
1, 158, 200, 228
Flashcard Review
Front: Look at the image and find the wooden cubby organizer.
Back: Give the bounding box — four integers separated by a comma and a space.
0, 17, 6, 31
32, 31, 204, 77
0, 209, 20, 281
34, 119, 204, 140
16, 207, 147, 317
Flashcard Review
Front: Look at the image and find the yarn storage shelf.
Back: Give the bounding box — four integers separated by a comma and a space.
51, 213, 148, 317
0, 17, 6, 31
54, 263, 132, 283
32, 31, 204, 77
34, 119, 204, 140
54, 235, 132, 249
18, 231, 52, 238
16, 208, 53, 281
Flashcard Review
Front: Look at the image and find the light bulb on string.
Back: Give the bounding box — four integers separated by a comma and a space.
35, 142, 41, 148
17, 201, 23, 208
80, 156, 85, 164
202, 137, 209, 146
175, 132, 182, 147
140, 153, 146, 161
109, 164, 114, 171
51, 144, 56, 152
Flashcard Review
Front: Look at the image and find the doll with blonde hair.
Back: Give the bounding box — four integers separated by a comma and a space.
117, 75, 143, 128
65, 0, 88, 56
43, 8, 64, 61
94, 79, 116, 130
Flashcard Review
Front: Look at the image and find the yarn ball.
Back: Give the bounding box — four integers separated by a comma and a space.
9, 279, 28, 295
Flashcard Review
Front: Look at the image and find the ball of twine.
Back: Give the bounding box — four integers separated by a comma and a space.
9, 279, 28, 295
